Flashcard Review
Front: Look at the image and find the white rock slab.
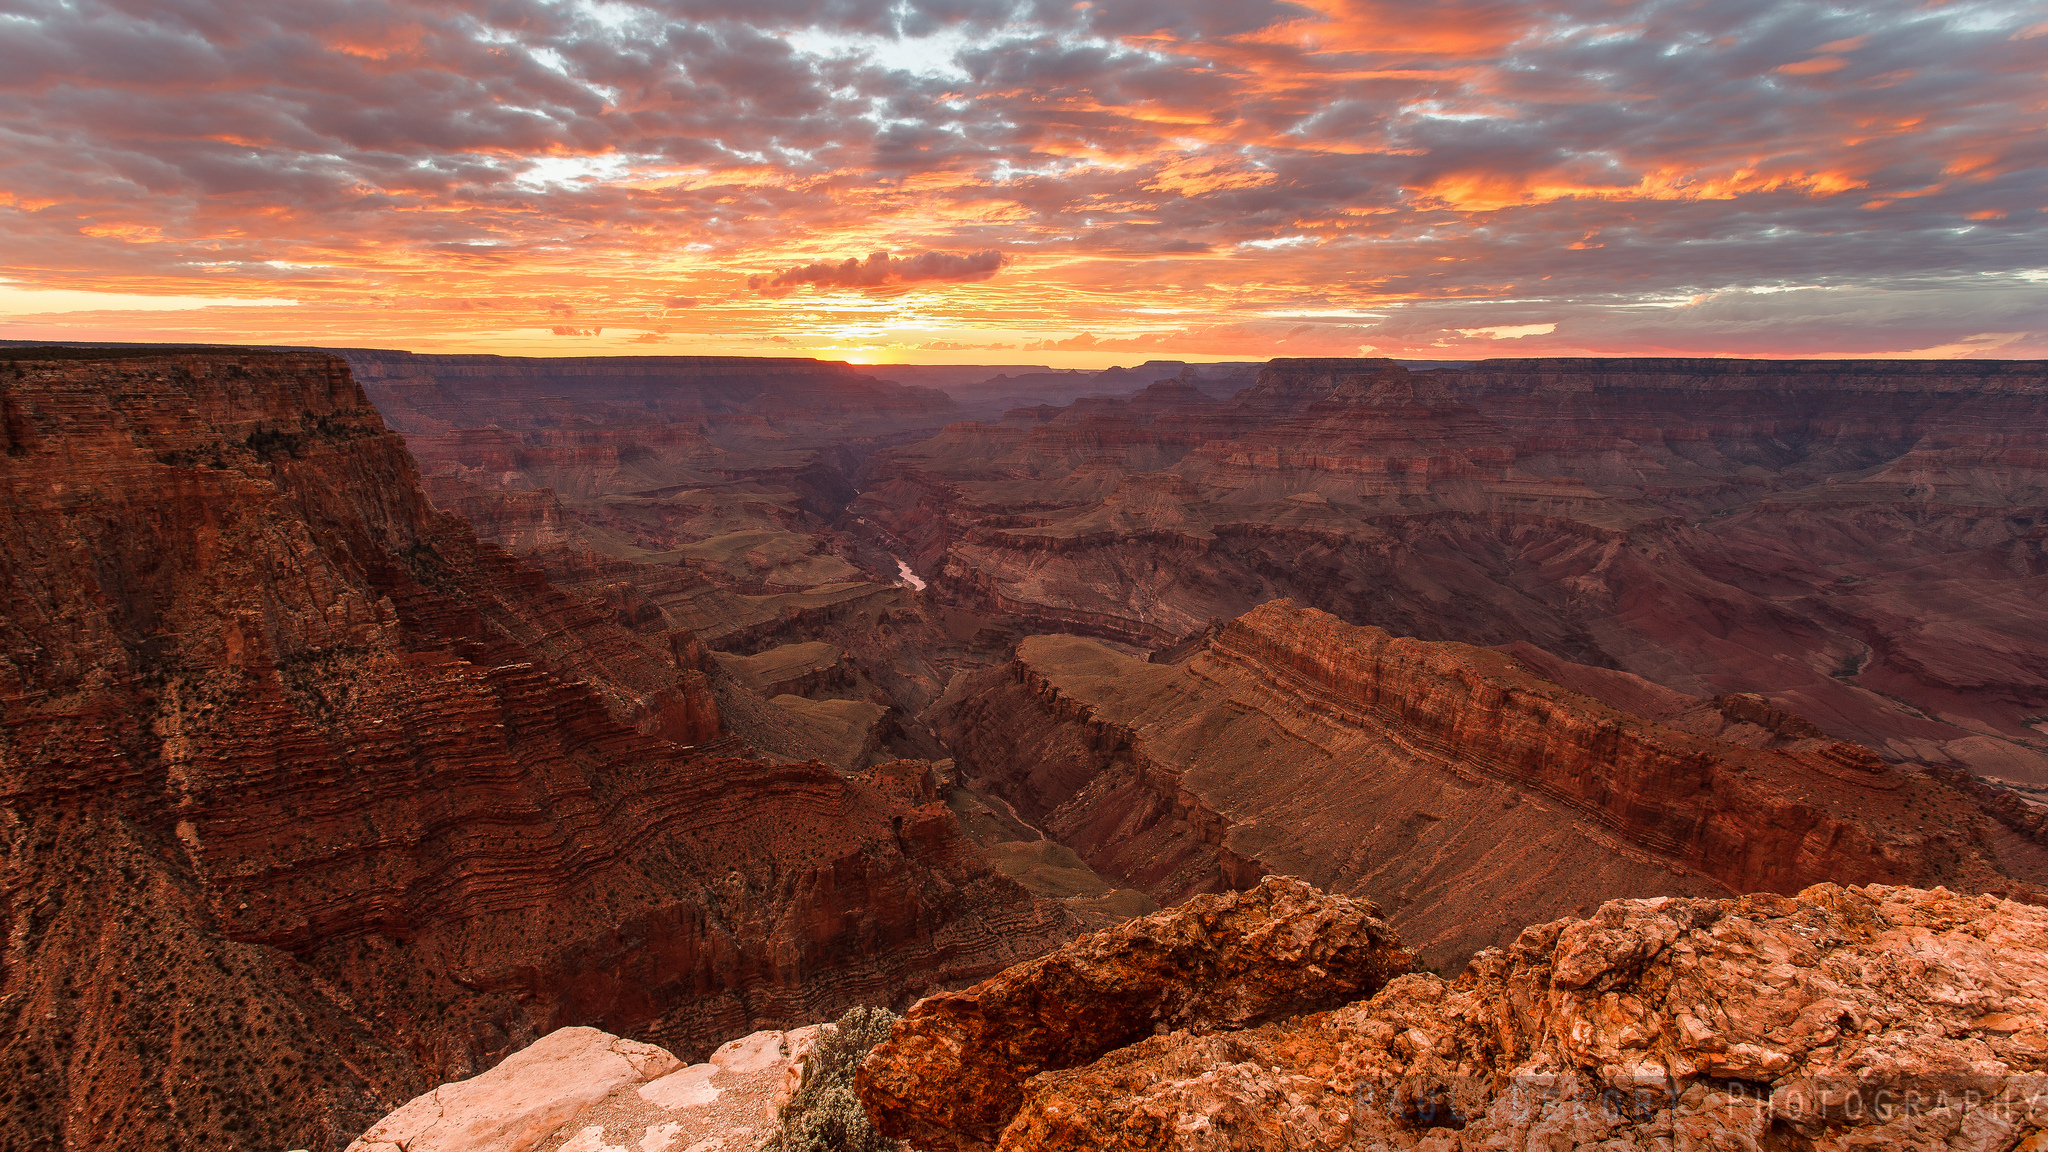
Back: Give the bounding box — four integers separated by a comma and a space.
347, 1026, 681, 1152
708, 1029, 787, 1075
636, 1061, 722, 1110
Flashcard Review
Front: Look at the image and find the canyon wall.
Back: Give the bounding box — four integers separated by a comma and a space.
938, 600, 2034, 968
343, 350, 956, 559
0, 351, 1070, 1152
856, 357, 2048, 785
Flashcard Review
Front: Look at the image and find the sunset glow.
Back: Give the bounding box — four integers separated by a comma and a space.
1, 0, 2042, 364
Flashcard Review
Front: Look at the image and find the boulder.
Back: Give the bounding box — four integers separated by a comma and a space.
347, 1027, 679, 1152
855, 876, 1411, 1150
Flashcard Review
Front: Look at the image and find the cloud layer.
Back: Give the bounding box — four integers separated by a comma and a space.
0, 0, 2041, 362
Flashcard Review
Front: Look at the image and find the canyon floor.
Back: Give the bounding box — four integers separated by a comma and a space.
3, 347, 2046, 1150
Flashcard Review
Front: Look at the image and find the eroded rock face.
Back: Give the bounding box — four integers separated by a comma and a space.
865, 882, 2048, 1152
0, 352, 1071, 1151
855, 877, 1412, 1151
348, 350, 958, 557
856, 356, 2048, 784
941, 599, 2030, 969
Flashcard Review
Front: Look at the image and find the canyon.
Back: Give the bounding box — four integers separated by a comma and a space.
4, 345, 2046, 1150
937, 600, 2042, 969
0, 350, 1070, 1151
854, 357, 2048, 788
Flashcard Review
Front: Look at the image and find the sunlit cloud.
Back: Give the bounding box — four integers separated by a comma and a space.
0, 0, 2040, 363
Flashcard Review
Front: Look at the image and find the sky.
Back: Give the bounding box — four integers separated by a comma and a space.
0, 0, 2043, 366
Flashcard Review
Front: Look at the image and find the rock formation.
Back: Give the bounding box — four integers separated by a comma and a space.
857, 877, 1411, 1151
0, 350, 1072, 1151
347, 1027, 682, 1152
349, 1023, 828, 1152
855, 356, 2048, 785
860, 878, 2048, 1152
345, 350, 957, 559
939, 600, 2037, 968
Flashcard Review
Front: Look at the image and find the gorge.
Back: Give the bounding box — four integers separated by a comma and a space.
1, 346, 2044, 1150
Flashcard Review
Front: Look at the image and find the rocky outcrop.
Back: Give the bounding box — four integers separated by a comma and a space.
862, 881, 2048, 1152
859, 357, 2048, 783
347, 1027, 681, 1152
939, 600, 2033, 968
856, 877, 1411, 1151
350, 1022, 831, 1152
0, 351, 1072, 1151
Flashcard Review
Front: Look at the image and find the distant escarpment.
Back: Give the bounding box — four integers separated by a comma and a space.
0, 353, 1070, 1152
938, 600, 2033, 969
861, 878, 2048, 1151
858, 357, 2048, 784
344, 350, 958, 558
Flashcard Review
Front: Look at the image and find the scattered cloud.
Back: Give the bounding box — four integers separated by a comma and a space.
0, 0, 2039, 360
757, 250, 1008, 291
1456, 323, 1557, 339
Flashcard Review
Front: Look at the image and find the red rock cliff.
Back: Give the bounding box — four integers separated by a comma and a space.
862, 356, 2048, 782
938, 600, 2028, 968
0, 351, 1071, 1152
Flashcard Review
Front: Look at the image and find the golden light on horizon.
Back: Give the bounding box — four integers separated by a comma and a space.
0, 0, 2042, 364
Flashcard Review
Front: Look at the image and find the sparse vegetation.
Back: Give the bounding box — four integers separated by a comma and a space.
769, 1005, 902, 1152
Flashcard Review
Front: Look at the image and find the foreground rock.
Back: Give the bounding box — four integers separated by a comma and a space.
347, 1028, 680, 1152
863, 880, 2048, 1151
856, 877, 1412, 1150
351, 1024, 829, 1152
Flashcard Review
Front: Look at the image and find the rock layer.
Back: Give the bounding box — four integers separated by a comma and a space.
939, 600, 2031, 967
856, 877, 1411, 1151
0, 351, 1071, 1151
857, 356, 2048, 783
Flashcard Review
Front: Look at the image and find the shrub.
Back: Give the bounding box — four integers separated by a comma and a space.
769, 1005, 902, 1152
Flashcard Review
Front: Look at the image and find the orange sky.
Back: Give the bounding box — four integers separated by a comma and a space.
0, 0, 2042, 365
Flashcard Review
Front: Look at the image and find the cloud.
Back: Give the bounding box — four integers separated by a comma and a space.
758, 249, 1008, 290
1027, 323, 1377, 356
0, 0, 2039, 360
1456, 323, 1556, 339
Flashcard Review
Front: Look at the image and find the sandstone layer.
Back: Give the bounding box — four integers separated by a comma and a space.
939, 600, 2033, 968
861, 879, 2048, 1152
855, 357, 2048, 785
0, 351, 1072, 1151
857, 877, 1411, 1151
